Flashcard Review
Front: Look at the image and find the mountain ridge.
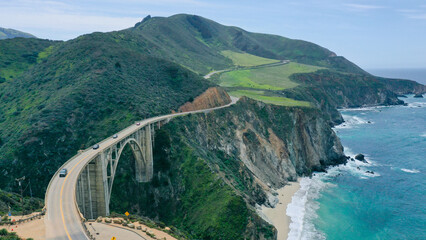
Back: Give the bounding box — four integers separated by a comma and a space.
0, 27, 36, 40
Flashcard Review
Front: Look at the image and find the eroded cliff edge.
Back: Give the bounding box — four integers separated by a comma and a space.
110, 97, 346, 239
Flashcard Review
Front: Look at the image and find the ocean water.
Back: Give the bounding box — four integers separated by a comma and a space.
367, 68, 426, 85
287, 95, 426, 240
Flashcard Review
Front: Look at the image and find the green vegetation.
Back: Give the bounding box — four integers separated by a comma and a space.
0, 27, 35, 40
0, 229, 20, 240
0, 38, 57, 81
0, 32, 212, 196
219, 62, 321, 90
109, 129, 259, 239
37, 45, 55, 63
280, 70, 406, 123
0, 189, 43, 216
221, 50, 280, 67
229, 90, 311, 107
220, 70, 284, 90
125, 14, 366, 74
218, 62, 320, 106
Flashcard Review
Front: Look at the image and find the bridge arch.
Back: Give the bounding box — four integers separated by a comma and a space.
76, 124, 155, 219
108, 137, 146, 200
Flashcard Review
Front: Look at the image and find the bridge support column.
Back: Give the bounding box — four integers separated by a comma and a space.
134, 125, 154, 182
76, 155, 108, 219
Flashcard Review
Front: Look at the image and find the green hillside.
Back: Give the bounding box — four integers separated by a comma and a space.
0, 32, 212, 196
0, 27, 36, 40
219, 62, 322, 90
0, 38, 57, 82
221, 50, 280, 67
124, 14, 366, 74
228, 90, 311, 107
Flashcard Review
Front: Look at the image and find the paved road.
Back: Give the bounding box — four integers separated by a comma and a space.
204, 60, 289, 79
44, 97, 238, 240
86, 222, 146, 240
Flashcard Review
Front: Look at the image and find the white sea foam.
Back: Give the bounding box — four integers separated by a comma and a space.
420, 133, 426, 138
338, 105, 388, 111
334, 115, 373, 129
287, 177, 328, 240
406, 102, 426, 108
401, 168, 420, 173
286, 147, 379, 239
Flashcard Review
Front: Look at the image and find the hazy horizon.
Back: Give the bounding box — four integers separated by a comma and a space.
367, 68, 426, 85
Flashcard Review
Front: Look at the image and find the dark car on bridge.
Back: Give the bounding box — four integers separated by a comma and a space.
59, 168, 68, 178
93, 144, 100, 150
112, 134, 118, 139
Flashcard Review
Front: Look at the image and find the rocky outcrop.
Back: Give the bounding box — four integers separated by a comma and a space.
178, 87, 231, 112
110, 97, 345, 240
378, 78, 426, 95
183, 97, 346, 191
414, 94, 424, 98
282, 70, 406, 124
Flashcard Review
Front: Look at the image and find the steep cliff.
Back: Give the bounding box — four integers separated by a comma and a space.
377, 77, 426, 94
110, 97, 346, 239
281, 70, 405, 124
178, 87, 231, 112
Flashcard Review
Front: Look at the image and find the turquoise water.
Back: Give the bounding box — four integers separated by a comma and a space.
287, 95, 425, 240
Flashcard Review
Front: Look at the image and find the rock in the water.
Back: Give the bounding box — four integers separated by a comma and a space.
355, 154, 367, 163
365, 170, 375, 174
414, 94, 424, 98
397, 94, 408, 98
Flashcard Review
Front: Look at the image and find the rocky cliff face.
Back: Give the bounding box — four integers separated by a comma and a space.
185, 97, 345, 188
110, 97, 346, 239
377, 77, 426, 94
282, 70, 406, 124
178, 87, 231, 112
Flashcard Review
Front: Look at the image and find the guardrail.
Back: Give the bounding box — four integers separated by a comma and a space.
0, 209, 46, 226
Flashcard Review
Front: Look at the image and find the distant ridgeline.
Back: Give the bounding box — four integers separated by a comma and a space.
0, 15, 424, 239
0, 27, 36, 40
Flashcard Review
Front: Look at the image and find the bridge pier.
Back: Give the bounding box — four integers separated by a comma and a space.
76, 122, 164, 219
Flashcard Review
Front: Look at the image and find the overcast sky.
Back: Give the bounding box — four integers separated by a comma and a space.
1, 0, 425, 69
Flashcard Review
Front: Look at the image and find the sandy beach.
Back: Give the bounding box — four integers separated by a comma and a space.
261, 180, 300, 240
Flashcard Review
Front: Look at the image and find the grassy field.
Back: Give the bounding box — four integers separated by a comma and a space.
221, 50, 280, 67
219, 62, 321, 107
219, 70, 284, 90
228, 90, 311, 107
219, 62, 323, 90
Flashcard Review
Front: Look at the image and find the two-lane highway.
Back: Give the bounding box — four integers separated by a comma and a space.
45, 96, 238, 240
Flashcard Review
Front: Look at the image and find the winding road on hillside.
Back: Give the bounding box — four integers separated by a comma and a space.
204, 60, 290, 79
44, 86, 238, 239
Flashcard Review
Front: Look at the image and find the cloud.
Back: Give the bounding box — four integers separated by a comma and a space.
344, 3, 385, 11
